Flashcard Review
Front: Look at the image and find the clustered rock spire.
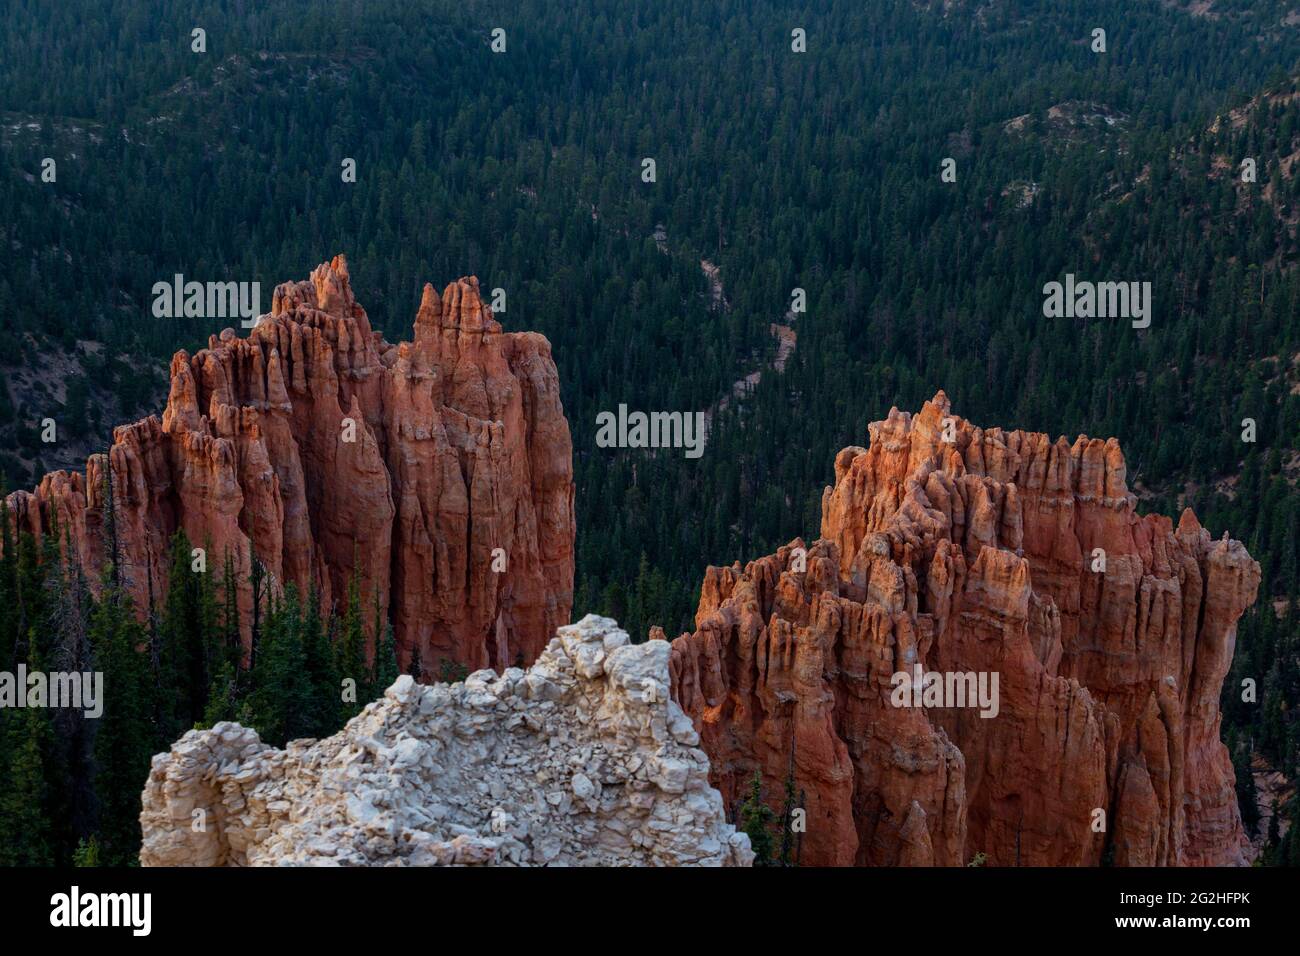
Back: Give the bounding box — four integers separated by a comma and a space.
13, 287, 1260, 866
666, 391, 1260, 866
5, 256, 575, 674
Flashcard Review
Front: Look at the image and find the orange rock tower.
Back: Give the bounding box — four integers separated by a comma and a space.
667, 391, 1259, 866
5, 256, 575, 674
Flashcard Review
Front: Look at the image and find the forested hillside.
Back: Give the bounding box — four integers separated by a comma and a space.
2, 0, 1298, 864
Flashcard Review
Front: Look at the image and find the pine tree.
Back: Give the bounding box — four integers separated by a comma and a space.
72, 835, 101, 867
157, 529, 198, 744
249, 549, 267, 670
301, 583, 340, 738
0, 638, 55, 866
195, 535, 223, 720
248, 586, 312, 747
89, 576, 155, 866
1233, 740, 1261, 837
201, 659, 234, 727
405, 650, 424, 681
738, 770, 776, 866
437, 657, 469, 684
1265, 798, 1283, 865
220, 549, 240, 663
44, 516, 94, 860
337, 567, 366, 721
777, 746, 798, 867
373, 620, 399, 698
33, 508, 62, 661
14, 530, 45, 664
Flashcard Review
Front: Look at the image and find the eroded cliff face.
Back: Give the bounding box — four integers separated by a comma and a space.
139, 615, 753, 867
667, 392, 1259, 867
5, 256, 575, 673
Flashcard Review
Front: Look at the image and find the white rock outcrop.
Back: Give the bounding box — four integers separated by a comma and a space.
139, 615, 753, 866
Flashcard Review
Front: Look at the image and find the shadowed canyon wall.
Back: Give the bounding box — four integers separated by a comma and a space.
666, 392, 1259, 867
4, 256, 575, 674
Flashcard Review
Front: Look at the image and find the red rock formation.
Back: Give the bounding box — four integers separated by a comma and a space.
5, 256, 575, 674
667, 391, 1259, 867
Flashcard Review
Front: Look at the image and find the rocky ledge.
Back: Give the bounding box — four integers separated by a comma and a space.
139, 615, 752, 867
